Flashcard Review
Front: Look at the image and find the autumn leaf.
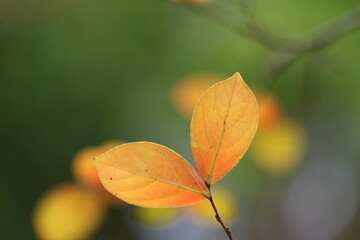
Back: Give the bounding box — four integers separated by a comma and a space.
191, 72, 258, 184
94, 142, 210, 208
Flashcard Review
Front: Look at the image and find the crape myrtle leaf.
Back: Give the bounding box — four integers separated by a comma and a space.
33, 183, 106, 240
94, 142, 210, 208
191, 73, 258, 184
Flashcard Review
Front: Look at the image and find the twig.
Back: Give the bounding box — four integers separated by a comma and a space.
182, 2, 283, 50
206, 183, 234, 240
262, 6, 360, 86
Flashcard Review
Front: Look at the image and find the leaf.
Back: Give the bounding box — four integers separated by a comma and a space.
191, 72, 259, 184
33, 183, 106, 240
94, 142, 210, 208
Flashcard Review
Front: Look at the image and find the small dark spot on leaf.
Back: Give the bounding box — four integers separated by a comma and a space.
110, 177, 113, 180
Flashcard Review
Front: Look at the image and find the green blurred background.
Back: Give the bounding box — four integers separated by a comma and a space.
1, 0, 360, 239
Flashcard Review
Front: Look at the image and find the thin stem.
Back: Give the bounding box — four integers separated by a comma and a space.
206, 184, 234, 240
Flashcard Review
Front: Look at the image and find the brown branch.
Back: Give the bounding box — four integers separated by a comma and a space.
206, 183, 234, 240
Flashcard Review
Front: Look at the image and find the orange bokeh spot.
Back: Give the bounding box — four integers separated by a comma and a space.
171, 73, 223, 119
71, 141, 125, 205
256, 91, 283, 130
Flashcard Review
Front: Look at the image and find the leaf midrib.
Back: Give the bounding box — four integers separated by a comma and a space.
96, 160, 210, 198
207, 78, 238, 184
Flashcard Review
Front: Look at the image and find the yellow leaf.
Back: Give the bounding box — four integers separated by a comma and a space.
191, 73, 259, 184
94, 142, 210, 208
170, 73, 222, 119
251, 119, 306, 176
33, 183, 106, 240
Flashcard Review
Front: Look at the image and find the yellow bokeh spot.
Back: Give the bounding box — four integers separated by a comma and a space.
133, 207, 179, 226
251, 119, 306, 176
170, 73, 223, 119
33, 183, 106, 240
188, 186, 238, 225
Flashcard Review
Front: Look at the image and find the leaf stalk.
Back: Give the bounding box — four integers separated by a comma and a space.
206, 183, 235, 240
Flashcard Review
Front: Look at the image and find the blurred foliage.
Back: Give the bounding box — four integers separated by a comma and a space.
133, 207, 180, 226
1, 0, 360, 239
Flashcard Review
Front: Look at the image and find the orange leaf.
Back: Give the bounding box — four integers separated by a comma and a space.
191, 73, 258, 184
94, 142, 210, 208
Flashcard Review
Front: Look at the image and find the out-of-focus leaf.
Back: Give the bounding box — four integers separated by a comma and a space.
191, 73, 259, 184
187, 186, 238, 224
170, 73, 222, 119
256, 91, 283, 130
133, 207, 179, 226
33, 183, 106, 240
94, 142, 210, 207
251, 119, 306, 176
